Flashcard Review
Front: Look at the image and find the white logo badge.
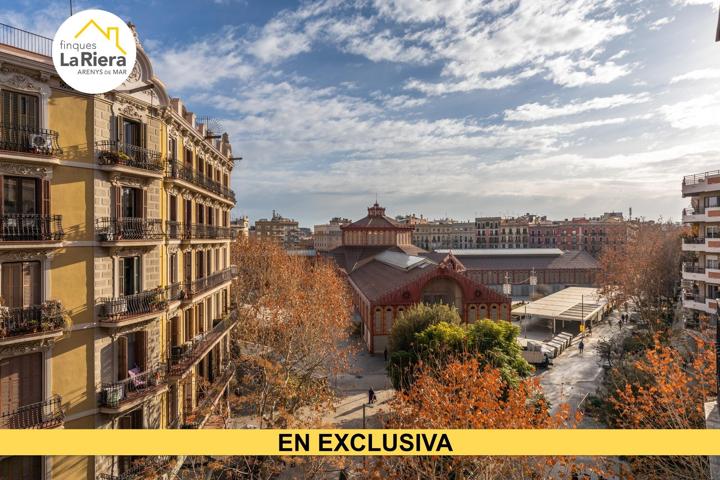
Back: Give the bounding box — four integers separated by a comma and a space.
52, 9, 137, 94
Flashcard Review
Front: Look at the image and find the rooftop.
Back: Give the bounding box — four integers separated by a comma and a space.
511, 287, 605, 322
435, 248, 564, 256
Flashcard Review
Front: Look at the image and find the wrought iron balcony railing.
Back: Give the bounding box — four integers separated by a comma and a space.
99, 288, 167, 322
180, 361, 235, 429
0, 123, 62, 155
185, 268, 235, 297
167, 160, 235, 201
101, 364, 167, 409
0, 395, 63, 429
0, 301, 66, 341
97, 457, 174, 480
169, 318, 236, 377
165, 221, 233, 240
167, 282, 186, 302
96, 141, 164, 172
0, 214, 64, 241
0, 23, 52, 56
683, 237, 706, 245
96, 217, 164, 241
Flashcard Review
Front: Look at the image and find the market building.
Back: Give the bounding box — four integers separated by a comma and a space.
326, 203, 511, 353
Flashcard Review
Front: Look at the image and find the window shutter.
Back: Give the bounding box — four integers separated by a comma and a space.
141, 123, 147, 149
0, 175, 4, 215
113, 185, 122, 219
115, 115, 123, 143
118, 258, 125, 297
19, 353, 42, 406
22, 262, 40, 307
133, 256, 141, 294
117, 336, 128, 381
2, 263, 22, 308
41, 180, 50, 216
141, 189, 147, 219
26, 95, 38, 129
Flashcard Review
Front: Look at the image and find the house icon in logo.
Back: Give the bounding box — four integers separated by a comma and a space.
74, 20, 127, 55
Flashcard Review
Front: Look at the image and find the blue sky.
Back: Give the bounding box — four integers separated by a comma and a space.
3, 0, 720, 226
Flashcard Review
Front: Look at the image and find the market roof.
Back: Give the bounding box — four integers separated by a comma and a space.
435, 248, 564, 256
511, 287, 605, 322
342, 202, 414, 230
423, 249, 598, 271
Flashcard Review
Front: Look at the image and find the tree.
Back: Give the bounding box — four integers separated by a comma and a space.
365, 357, 583, 479
597, 222, 684, 329
229, 239, 353, 427
387, 305, 532, 388
593, 329, 716, 480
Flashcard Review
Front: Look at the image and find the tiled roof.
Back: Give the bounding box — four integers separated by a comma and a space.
421, 249, 598, 270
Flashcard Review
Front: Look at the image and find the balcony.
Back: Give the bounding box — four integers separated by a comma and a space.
0, 214, 64, 245
98, 288, 167, 328
185, 267, 236, 298
683, 170, 720, 197
169, 317, 236, 377
682, 263, 707, 282
0, 123, 62, 158
0, 301, 67, 345
166, 160, 235, 203
96, 141, 164, 176
167, 282, 186, 303
180, 361, 235, 429
0, 395, 64, 429
96, 217, 164, 244
97, 457, 175, 480
100, 364, 168, 414
165, 221, 232, 241
0, 23, 52, 57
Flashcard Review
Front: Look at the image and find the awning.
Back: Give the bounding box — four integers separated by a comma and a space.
511, 287, 606, 323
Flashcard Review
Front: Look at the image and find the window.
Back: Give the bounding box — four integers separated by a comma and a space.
121, 187, 142, 218
196, 251, 205, 279
116, 330, 146, 380
168, 137, 177, 161
121, 118, 142, 147
185, 147, 193, 166
119, 256, 141, 296
3, 176, 38, 214
170, 253, 178, 284
1, 261, 40, 308
2, 90, 39, 128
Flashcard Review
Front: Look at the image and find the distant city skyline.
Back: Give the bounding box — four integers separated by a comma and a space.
4, 0, 718, 226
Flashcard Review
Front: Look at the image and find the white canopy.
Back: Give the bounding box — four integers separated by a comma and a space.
511, 287, 605, 323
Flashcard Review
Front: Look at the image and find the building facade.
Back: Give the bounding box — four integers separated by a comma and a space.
681, 170, 720, 322
412, 219, 476, 250
254, 210, 299, 246
313, 217, 351, 252
528, 214, 634, 256
327, 203, 511, 353
230, 215, 249, 240
0, 24, 238, 479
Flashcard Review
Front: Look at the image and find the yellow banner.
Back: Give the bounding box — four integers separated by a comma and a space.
1, 429, 720, 456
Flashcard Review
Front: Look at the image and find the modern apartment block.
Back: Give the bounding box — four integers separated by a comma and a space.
254, 210, 299, 246
681, 170, 720, 321
0, 23, 238, 479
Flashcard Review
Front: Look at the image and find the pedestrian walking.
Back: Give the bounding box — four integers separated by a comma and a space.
368, 387, 377, 404
383, 347, 388, 362
578, 339, 585, 355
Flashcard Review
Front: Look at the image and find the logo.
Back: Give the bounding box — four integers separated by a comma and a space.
52, 9, 137, 94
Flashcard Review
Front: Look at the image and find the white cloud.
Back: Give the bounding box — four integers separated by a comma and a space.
659, 92, 720, 129
649, 16, 675, 30
151, 28, 254, 91
505, 93, 651, 122
544, 56, 632, 88
670, 68, 720, 83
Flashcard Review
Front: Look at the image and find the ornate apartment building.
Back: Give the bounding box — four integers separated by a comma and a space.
681, 170, 720, 324
0, 24, 238, 479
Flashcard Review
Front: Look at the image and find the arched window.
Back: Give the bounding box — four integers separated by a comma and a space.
373, 307, 382, 334
468, 305, 477, 323
384, 307, 393, 334
490, 304, 498, 321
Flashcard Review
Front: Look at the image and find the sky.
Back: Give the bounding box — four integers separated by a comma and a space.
3, 0, 720, 226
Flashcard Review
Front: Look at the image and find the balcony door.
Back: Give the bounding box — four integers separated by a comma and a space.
116, 331, 147, 381
1, 261, 40, 309
119, 256, 141, 297
0, 352, 43, 427
3, 91, 39, 129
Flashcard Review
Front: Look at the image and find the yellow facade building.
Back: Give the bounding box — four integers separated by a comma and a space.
0, 23, 238, 479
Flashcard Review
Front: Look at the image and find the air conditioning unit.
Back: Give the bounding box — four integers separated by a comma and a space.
28, 134, 52, 151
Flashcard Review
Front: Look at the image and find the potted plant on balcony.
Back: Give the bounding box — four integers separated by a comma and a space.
97, 149, 120, 165
103, 383, 124, 408
39, 300, 65, 331
0, 296, 8, 337
148, 287, 168, 311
